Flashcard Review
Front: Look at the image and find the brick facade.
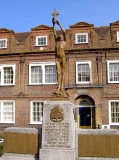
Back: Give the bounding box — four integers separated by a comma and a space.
0, 20, 119, 131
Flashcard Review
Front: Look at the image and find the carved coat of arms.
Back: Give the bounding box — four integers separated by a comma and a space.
50, 106, 64, 122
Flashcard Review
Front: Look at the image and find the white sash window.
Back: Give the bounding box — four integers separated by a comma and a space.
107, 60, 119, 83
0, 100, 15, 123
76, 61, 92, 84
0, 64, 15, 85
0, 39, 7, 48
36, 36, 47, 46
29, 62, 57, 85
75, 33, 88, 44
109, 100, 119, 125
30, 101, 44, 124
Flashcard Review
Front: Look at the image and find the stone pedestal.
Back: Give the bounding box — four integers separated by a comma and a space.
40, 101, 76, 160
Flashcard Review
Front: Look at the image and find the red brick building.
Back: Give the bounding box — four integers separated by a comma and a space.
0, 20, 119, 131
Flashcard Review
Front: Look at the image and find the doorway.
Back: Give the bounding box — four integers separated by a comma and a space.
79, 107, 91, 128
77, 98, 95, 129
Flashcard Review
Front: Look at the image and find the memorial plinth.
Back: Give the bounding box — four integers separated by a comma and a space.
40, 101, 76, 160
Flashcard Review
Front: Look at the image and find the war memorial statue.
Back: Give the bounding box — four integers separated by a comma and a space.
52, 9, 68, 98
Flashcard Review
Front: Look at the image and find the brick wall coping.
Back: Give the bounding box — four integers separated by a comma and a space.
77, 158, 119, 160
76, 129, 119, 135
4, 127, 38, 134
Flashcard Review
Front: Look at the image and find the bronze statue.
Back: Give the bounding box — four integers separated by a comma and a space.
52, 9, 67, 98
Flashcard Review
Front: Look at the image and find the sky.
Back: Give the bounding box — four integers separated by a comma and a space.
0, 0, 119, 33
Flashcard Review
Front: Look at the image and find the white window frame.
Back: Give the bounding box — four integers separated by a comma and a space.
109, 100, 119, 125
75, 33, 88, 44
30, 101, 44, 124
0, 39, 7, 48
76, 61, 92, 84
107, 60, 119, 83
0, 100, 15, 123
29, 62, 57, 85
0, 64, 15, 86
117, 31, 119, 42
35, 36, 47, 46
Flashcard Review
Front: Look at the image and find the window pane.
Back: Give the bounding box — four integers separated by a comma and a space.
38, 37, 46, 45
0, 68, 1, 84
0, 40, 6, 48
3, 67, 13, 84
30, 63, 57, 84
45, 65, 57, 83
32, 102, 43, 122
31, 66, 42, 83
3, 102, 14, 122
111, 102, 119, 123
77, 64, 90, 82
117, 32, 119, 41
109, 63, 119, 82
77, 35, 86, 43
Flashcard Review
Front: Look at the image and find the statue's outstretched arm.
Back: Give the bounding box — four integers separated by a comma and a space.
57, 21, 66, 41
52, 18, 58, 41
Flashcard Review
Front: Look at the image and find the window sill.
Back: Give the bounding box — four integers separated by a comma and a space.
0, 47, 7, 49
0, 84, 15, 86
34, 45, 47, 47
65, 85, 103, 89
74, 42, 89, 45
0, 122, 15, 124
29, 122, 42, 124
75, 82, 92, 84
109, 123, 119, 125
108, 82, 119, 83
28, 83, 57, 86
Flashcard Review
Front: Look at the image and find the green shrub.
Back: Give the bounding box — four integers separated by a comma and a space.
0, 145, 3, 157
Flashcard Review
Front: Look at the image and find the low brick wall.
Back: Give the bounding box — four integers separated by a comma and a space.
3, 127, 40, 155
76, 129, 119, 159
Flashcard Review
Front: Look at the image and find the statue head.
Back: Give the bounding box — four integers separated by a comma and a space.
57, 35, 64, 41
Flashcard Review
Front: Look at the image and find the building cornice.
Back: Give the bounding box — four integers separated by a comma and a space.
65, 86, 103, 89
0, 46, 119, 56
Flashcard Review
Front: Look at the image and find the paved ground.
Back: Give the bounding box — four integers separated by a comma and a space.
0, 156, 119, 160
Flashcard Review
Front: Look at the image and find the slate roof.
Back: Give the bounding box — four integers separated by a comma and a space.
56, 29, 69, 36
94, 27, 110, 37
14, 32, 30, 43
14, 30, 69, 43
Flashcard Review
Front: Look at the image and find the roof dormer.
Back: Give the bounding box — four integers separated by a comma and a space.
110, 21, 119, 46
69, 22, 94, 49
